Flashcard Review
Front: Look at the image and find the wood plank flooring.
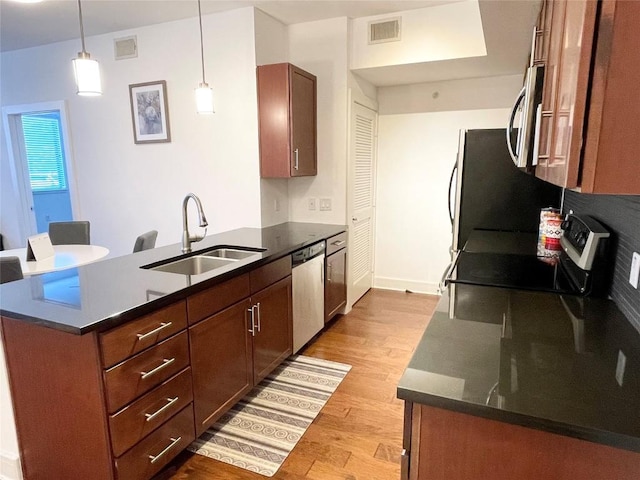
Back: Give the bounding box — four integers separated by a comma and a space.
164, 288, 439, 480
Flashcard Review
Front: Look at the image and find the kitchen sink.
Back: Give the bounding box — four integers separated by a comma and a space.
204, 248, 262, 260
147, 255, 236, 275
143, 245, 265, 275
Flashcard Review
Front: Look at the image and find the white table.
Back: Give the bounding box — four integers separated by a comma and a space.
0, 245, 109, 276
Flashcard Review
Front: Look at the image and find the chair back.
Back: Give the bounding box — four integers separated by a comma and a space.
49, 221, 90, 245
0, 257, 24, 284
133, 230, 158, 253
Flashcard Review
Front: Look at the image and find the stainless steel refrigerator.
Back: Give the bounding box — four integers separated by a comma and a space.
448, 128, 562, 254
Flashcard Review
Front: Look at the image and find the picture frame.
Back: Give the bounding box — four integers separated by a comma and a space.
129, 80, 171, 144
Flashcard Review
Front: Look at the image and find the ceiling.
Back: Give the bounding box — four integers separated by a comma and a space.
0, 0, 541, 86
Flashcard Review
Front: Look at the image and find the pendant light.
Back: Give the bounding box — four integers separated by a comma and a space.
72, 0, 102, 96
195, 0, 214, 114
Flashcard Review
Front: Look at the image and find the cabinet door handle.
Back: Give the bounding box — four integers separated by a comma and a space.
294, 148, 299, 170
248, 307, 256, 336
140, 358, 175, 380
332, 240, 345, 247
327, 263, 332, 283
136, 322, 173, 341
145, 397, 179, 422
255, 303, 261, 332
148, 436, 182, 464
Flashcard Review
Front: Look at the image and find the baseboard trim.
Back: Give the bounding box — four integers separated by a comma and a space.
0, 450, 22, 480
373, 276, 440, 295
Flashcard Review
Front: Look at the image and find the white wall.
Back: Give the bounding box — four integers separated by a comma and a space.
288, 18, 351, 225
378, 74, 524, 114
0, 7, 261, 256
254, 8, 291, 227
351, 0, 486, 71
375, 108, 511, 293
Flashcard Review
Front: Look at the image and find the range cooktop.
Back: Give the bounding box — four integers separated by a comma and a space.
449, 251, 580, 295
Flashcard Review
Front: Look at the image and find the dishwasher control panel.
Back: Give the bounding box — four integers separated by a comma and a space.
291, 241, 326, 266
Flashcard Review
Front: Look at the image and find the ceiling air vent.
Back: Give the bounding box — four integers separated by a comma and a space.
368, 17, 401, 44
114, 35, 137, 60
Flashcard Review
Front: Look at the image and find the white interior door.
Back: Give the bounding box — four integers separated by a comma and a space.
348, 100, 378, 307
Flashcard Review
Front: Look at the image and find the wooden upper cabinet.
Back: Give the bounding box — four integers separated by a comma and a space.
257, 63, 317, 178
536, 0, 640, 194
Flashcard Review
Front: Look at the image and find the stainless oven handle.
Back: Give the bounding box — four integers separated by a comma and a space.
447, 161, 457, 226
439, 250, 460, 293
507, 86, 525, 164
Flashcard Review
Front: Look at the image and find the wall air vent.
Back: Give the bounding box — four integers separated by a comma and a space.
368, 17, 402, 44
114, 35, 137, 60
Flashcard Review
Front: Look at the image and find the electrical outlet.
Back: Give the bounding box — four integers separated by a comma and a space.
308, 198, 317, 211
616, 350, 627, 386
630, 252, 640, 289
319, 198, 332, 211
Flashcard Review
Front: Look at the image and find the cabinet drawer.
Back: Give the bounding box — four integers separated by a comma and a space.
114, 404, 195, 480
100, 301, 187, 368
250, 256, 292, 294
187, 273, 250, 325
104, 332, 190, 413
109, 367, 193, 457
326, 232, 347, 256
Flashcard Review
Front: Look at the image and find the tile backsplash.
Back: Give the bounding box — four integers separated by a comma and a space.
563, 190, 640, 331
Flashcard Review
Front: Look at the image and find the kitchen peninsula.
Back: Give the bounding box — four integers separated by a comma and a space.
0, 222, 345, 480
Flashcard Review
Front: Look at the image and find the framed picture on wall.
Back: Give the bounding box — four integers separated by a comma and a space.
129, 80, 171, 144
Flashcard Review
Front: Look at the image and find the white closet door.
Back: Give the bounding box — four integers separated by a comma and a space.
348, 101, 377, 306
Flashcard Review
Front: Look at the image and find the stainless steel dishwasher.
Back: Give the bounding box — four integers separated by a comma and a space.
292, 241, 326, 353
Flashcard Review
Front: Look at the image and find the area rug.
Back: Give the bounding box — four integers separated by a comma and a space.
187, 355, 352, 477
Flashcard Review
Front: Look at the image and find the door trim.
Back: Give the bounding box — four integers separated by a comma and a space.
2, 100, 80, 242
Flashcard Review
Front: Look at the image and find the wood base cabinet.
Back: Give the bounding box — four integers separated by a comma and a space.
189, 298, 254, 436
189, 256, 293, 435
2, 256, 294, 480
0, 301, 194, 480
402, 402, 640, 480
251, 276, 293, 385
325, 232, 347, 323
257, 63, 317, 178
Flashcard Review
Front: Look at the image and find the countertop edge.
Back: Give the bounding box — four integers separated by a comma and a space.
397, 387, 640, 454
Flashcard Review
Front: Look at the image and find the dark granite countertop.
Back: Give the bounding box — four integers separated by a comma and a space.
397, 283, 640, 452
0, 222, 346, 334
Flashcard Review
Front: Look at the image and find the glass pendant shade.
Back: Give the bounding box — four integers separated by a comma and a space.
73, 53, 102, 96
195, 82, 214, 114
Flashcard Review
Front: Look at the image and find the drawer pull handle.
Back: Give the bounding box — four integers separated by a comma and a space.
140, 358, 175, 380
332, 240, 345, 246
144, 397, 179, 422
136, 322, 173, 341
148, 436, 182, 464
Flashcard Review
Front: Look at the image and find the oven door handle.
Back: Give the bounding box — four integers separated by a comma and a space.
439, 250, 461, 293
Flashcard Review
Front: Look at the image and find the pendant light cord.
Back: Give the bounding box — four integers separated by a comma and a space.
198, 0, 206, 84
77, 0, 87, 54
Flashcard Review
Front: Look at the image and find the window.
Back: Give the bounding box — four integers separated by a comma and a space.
21, 112, 68, 192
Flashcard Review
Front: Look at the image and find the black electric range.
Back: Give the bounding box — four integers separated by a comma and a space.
446, 215, 612, 297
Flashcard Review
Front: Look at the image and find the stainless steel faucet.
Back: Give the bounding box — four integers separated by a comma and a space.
181, 193, 208, 253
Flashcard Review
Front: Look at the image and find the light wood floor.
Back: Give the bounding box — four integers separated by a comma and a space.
165, 288, 439, 480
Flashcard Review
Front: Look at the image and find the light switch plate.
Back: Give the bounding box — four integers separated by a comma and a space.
319, 198, 332, 211
630, 252, 640, 289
